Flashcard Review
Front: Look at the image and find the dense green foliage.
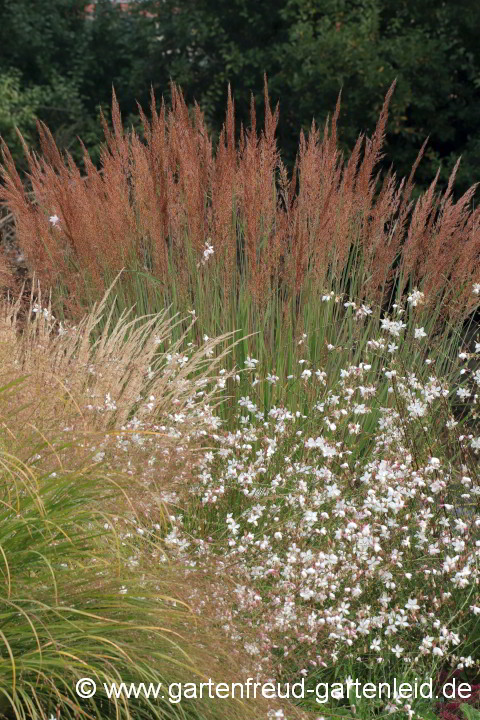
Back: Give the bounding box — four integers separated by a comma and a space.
0, 0, 161, 171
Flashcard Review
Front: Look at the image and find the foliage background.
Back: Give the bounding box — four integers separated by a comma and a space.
1, 0, 479, 198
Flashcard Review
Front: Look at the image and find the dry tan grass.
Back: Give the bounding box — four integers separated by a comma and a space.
1, 77, 479, 328
0, 274, 250, 516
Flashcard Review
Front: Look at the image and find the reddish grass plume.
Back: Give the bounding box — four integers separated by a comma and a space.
0, 76, 479, 328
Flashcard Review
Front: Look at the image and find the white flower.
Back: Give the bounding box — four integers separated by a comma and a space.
407, 400, 427, 418
392, 644, 404, 658
405, 597, 420, 612
407, 289, 425, 306
32, 303, 53, 321
420, 636, 434, 651
226, 513, 240, 536
196, 239, 214, 267
304, 510, 318, 524
266, 373, 279, 385
380, 318, 407, 337
49, 214, 60, 226
104, 393, 117, 411
470, 437, 480, 451
443, 555, 459, 573
356, 304, 373, 318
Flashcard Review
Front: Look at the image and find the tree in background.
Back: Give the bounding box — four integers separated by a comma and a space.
0, 0, 166, 173
0, 69, 44, 165
0, 0, 88, 171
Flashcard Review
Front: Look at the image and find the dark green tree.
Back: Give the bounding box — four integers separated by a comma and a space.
0, 0, 88, 167
0, 0, 166, 171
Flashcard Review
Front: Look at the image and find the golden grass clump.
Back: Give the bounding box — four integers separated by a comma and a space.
0, 273, 253, 515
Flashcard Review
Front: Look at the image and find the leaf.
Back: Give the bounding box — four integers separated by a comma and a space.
460, 704, 480, 720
